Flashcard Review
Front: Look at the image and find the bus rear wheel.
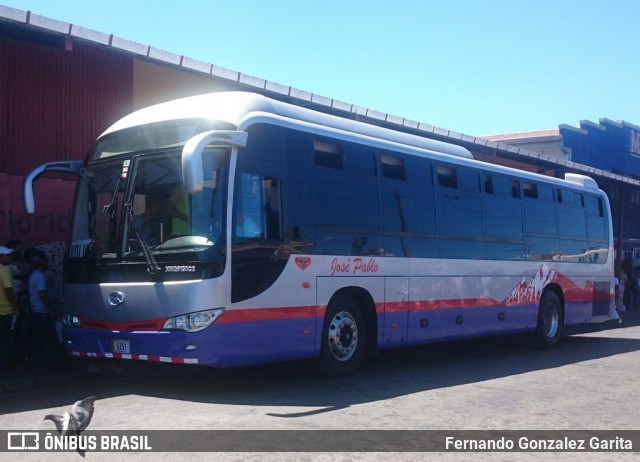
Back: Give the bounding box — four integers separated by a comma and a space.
534, 290, 564, 347
319, 294, 366, 376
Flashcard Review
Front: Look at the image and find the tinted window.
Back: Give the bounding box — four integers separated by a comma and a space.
524, 183, 557, 236
437, 165, 457, 188
344, 144, 377, 175
314, 141, 343, 169
437, 165, 483, 239
381, 155, 406, 180
232, 125, 287, 302
283, 127, 608, 264
384, 236, 438, 258
242, 124, 286, 165
558, 189, 586, 238
381, 154, 436, 235
484, 174, 523, 242
233, 173, 282, 242
440, 239, 485, 259
586, 194, 607, 241
527, 236, 560, 261
486, 175, 520, 199
317, 231, 384, 256
285, 130, 316, 249
315, 141, 380, 231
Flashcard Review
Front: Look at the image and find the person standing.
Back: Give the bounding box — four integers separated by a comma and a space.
28, 251, 58, 374
5, 240, 31, 369
168, 184, 190, 238
0, 245, 20, 377
617, 268, 627, 313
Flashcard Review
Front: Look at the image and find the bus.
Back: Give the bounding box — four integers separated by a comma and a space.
24, 92, 615, 376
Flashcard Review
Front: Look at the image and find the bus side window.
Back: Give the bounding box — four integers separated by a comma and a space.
233, 172, 282, 242
231, 170, 286, 303
437, 164, 483, 240
484, 174, 524, 243
586, 195, 607, 241
523, 182, 558, 261
380, 154, 436, 237
557, 189, 586, 238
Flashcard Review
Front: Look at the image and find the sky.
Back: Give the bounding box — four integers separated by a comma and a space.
2, 0, 640, 136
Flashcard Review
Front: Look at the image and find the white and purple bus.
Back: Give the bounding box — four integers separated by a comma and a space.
25, 92, 614, 375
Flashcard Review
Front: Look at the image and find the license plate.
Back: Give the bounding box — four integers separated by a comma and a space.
112, 338, 130, 354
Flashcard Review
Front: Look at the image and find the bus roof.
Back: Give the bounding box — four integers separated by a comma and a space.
100, 91, 474, 160
99, 92, 605, 196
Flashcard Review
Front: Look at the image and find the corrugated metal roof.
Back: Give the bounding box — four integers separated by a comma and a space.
1, 4, 639, 187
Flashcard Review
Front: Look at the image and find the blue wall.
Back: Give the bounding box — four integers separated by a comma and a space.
561, 120, 640, 178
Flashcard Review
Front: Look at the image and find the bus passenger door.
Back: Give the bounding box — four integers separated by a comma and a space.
383, 277, 409, 345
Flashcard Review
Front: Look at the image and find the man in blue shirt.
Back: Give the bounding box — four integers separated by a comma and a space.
29, 251, 58, 374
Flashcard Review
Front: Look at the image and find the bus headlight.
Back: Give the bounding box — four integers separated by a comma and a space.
162, 308, 225, 333
63, 313, 81, 327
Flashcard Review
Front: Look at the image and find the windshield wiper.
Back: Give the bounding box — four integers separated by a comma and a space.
125, 201, 162, 274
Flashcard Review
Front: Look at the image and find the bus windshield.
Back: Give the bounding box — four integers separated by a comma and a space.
69, 147, 229, 268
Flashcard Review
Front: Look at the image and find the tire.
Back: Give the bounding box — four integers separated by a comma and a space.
319, 294, 366, 377
534, 290, 564, 347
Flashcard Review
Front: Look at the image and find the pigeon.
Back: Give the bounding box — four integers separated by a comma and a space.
44, 396, 96, 436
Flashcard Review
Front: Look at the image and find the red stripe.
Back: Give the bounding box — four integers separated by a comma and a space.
78, 306, 320, 330
75, 283, 611, 331
217, 305, 318, 323
79, 317, 165, 331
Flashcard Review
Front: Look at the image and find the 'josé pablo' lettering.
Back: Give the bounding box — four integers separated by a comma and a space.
330, 257, 379, 276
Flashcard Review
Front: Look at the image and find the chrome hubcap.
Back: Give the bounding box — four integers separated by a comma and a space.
327, 311, 358, 361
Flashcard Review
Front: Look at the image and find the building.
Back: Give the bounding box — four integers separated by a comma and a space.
481, 129, 568, 161
1, 4, 638, 281
561, 120, 640, 270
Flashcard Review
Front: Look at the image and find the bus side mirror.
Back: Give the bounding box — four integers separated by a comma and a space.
24, 161, 84, 214
182, 130, 248, 194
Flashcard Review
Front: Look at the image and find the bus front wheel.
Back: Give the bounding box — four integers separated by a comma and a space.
319, 294, 366, 376
535, 290, 564, 347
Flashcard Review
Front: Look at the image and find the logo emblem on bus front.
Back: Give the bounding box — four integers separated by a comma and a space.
108, 291, 125, 306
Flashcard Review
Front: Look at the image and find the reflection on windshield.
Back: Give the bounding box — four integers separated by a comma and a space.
69, 148, 228, 263
92, 118, 234, 159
